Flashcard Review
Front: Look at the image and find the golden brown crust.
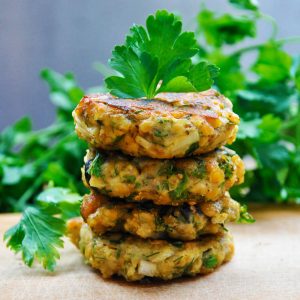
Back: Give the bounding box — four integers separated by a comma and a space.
82, 147, 244, 205
73, 223, 234, 281
81, 193, 240, 241
66, 217, 83, 247
73, 90, 239, 158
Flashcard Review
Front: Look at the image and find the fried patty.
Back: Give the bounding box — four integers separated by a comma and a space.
82, 147, 244, 205
68, 220, 234, 281
73, 90, 239, 159
81, 193, 239, 241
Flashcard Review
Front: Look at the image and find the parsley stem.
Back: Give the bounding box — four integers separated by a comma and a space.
32, 132, 75, 168
232, 36, 300, 57
259, 12, 278, 40
27, 122, 68, 139
15, 176, 44, 211
147, 77, 159, 99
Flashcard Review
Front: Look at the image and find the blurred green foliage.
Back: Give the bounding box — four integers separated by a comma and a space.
0, 70, 88, 212
197, 1, 300, 203
0, 0, 300, 216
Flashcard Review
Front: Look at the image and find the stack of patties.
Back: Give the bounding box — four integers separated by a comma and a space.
68, 89, 244, 281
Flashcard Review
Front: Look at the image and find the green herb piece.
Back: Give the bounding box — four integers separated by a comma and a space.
221, 225, 229, 232
203, 252, 218, 268
158, 162, 177, 177
134, 110, 143, 114
181, 258, 196, 274
153, 129, 168, 138
169, 173, 188, 200
219, 158, 234, 180
144, 251, 160, 259
88, 153, 104, 178
113, 135, 124, 144
238, 205, 255, 224
192, 161, 206, 179
115, 248, 121, 259
135, 181, 142, 189
185, 142, 199, 156
123, 175, 136, 184
173, 256, 183, 263
158, 118, 171, 124
158, 180, 169, 191
105, 10, 219, 98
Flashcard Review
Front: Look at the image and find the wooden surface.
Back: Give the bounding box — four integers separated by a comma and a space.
1, 207, 300, 300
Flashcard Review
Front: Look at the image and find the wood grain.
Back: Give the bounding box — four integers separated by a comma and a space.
1, 208, 300, 300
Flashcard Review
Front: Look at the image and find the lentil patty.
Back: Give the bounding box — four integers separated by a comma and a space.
83, 147, 244, 205
81, 192, 239, 240
67, 220, 234, 281
73, 90, 239, 159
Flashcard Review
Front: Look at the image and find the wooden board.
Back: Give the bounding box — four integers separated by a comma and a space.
1, 207, 300, 300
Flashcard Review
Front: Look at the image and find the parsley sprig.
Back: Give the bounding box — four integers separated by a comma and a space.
4, 187, 81, 271
105, 10, 219, 98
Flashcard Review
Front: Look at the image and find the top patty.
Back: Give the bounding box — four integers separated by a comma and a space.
73, 90, 239, 158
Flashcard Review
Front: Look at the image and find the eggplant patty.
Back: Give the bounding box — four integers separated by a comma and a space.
73, 90, 239, 159
82, 147, 244, 205
67, 220, 234, 281
81, 192, 240, 241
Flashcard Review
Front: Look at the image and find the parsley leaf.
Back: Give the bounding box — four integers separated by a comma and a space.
258, 114, 282, 143
4, 206, 65, 271
105, 10, 219, 98
4, 187, 81, 271
237, 114, 282, 143
252, 43, 292, 83
36, 187, 81, 220
197, 9, 256, 47
41, 69, 84, 114
0, 117, 32, 154
205, 52, 245, 96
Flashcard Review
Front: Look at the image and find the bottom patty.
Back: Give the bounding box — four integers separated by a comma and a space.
67, 219, 234, 281
81, 192, 240, 241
